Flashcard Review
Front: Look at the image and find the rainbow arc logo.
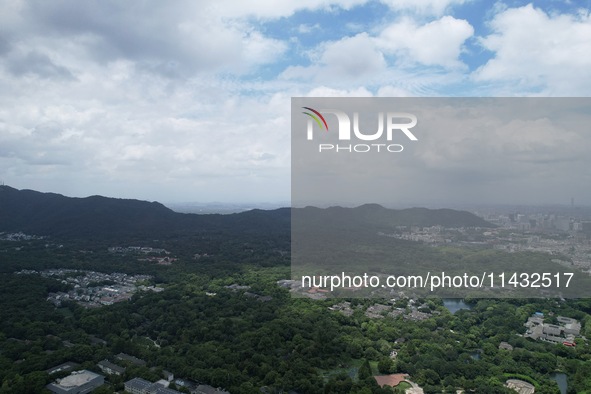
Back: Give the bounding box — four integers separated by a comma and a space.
302, 107, 328, 131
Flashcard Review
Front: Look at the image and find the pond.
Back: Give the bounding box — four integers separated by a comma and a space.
443, 298, 472, 314
550, 372, 567, 394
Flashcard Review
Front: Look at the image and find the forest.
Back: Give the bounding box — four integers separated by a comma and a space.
1, 235, 591, 394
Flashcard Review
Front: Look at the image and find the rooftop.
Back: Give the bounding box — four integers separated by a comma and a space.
195, 385, 231, 394
97, 359, 126, 374
51, 370, 103, 389
374, 374, 409, 388
116, 352, 147, 366
46, 361, 79, 375
125, 377, 152, 390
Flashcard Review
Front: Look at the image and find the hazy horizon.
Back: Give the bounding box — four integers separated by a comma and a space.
4, 184, 591, 215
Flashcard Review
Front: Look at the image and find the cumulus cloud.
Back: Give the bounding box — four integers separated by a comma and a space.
473, 4, 591, 95
211, 0, 369, 18
411, 100, 590, 193
1, 0, 590, 204
5, 50, 75, 79
0, 0, 300, 201
282, 16, 473, 88
6, 1, 289, 77
281, 33, 387, 84
389, 99, 590, 205
318, 33, 387, 77
377, 16, 474, 69
0, 56, 292, 202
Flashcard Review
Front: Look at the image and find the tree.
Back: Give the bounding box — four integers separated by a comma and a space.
378, 357, 394, 374
358, 359, 373, 381
93, 386, 116, 394
325, 373, 353, 394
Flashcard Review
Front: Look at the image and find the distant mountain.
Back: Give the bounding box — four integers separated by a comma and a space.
0, 186, 289, 238
0, 186, 493, 239
295, 203, 495, 231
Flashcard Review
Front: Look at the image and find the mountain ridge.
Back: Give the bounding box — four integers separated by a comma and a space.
0, 186, 493, 238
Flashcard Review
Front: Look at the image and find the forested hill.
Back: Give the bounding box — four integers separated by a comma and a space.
0, 186, 290, 238
0, 186, 492, 239
295, 204, 495, 231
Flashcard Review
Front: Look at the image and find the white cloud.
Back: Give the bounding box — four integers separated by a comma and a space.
414, 100, 589, 172
318, 33, 387, 78
297, 23, 321, 34
402, 99, 591, 205
306, 86, 373, 96
0, 1, 290, 78
376, 85, 414, 96
0, 1, 301, 201
281, 16, 472, 89
0, 0, 26, 32
280, 33, 387, 85
239, 31, 288, 72
210, 0, 368, 18
473, 4, 591, 95
379, 0, 470, 16
0, 52, 293, 201
2, 0, 590, 204
377, 16, 474, 69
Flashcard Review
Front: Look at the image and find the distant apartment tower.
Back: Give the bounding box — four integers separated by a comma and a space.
554, 217, 571, 232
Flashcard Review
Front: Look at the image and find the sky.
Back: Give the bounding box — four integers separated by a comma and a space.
1, 0, 590, 205
292, 97, 591, 207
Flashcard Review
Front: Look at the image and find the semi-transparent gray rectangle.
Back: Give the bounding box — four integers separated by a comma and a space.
291, 97, 591, 298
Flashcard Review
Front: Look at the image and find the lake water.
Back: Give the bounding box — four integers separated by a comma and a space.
443, 299, 472, 314
550, 373, 567, 394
